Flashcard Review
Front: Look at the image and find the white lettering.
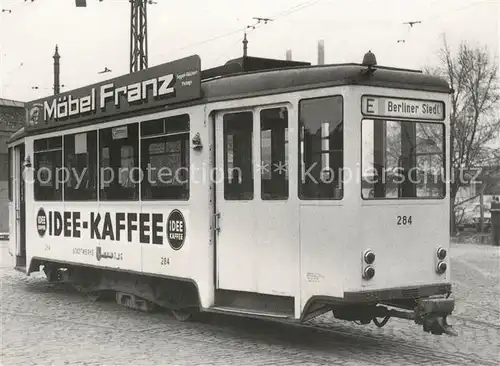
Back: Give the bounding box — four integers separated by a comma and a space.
57, 97, 68, 118
37, 70, 188, 123
72, 167, 87, 190
69, 95, 79, 116
127, 83, 141, 102
91, 88, 96, 110
142, 78, 157, 99
44, 99, 57, 120
80, 95, 92, 113
100, 83, 115, 109
158, 74, 174, 95
115, 86, 127, 106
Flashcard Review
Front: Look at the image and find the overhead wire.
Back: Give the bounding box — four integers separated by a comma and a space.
211, 18, 271, 65
165, 0, 326, 55
272, 0, 324, 19
170, 0, 489, 60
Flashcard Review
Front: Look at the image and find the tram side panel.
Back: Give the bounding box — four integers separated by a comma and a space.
296, 87, 354, 313
299, 205, 349, 302
32, 203, 144, 272
24, 106, 214, 311
141, 106, 215, 309
25, 137, 70, 270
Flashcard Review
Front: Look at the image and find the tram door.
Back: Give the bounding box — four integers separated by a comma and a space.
215, 107, 295, 295
11, 144, 26, 268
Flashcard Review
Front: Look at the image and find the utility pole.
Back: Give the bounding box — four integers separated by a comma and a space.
53, 45, 60, 95
130, 0, 148, 73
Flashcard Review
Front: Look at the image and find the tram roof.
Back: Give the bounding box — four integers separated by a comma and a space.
200, 57, 450, 101
9, 54, 451, 144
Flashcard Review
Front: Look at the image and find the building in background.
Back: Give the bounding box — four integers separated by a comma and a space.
0, 98, 25, 234
455, 166, 500, 232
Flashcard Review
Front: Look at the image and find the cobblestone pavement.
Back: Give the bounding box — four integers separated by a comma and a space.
1, 241, 499, 365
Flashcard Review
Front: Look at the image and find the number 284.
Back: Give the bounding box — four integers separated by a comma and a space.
397, 216, 412, 225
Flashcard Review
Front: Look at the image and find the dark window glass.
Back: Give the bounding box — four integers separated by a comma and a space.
0, 153, 8, 181
299, 96, 343, 200
141, 119, 164, 137
141, 114, 190, 200
99, 123, 139, 201
361, 119, 446, 199
224, 112, 253, 200
34, 137, 63, 201
64, 131, 98, 201
141, 114, 190, 137
261, 107, 288, 200
8, 147, 12, 201
34, 136, 62, 152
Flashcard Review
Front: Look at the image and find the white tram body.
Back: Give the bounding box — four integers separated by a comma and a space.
7, 53, 456, 335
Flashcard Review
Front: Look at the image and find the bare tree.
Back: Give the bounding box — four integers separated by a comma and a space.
427, 36, 500, 234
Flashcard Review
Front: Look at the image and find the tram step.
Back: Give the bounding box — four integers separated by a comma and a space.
214, 289, 295, 317
208, 306, 292, 319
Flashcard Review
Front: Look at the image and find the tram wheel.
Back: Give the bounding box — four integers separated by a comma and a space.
171, 308, 198, 322
86, 291, 101, 302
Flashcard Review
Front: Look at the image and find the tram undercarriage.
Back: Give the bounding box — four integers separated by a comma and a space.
329, 299, 456, 336
301, 288, 457, 336
34, 260, 456, 336
40, 261, 201, 318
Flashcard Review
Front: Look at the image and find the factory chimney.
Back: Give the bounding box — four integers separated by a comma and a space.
53, 45, 60, 95
317, 40, 324, 65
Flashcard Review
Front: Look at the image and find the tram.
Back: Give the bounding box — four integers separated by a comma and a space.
7, 51, 457, 336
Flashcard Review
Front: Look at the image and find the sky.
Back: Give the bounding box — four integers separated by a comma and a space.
0, 0, 498, 102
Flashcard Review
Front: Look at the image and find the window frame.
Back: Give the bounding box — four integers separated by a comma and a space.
260, 106, 289, 201
63, 130, 98, 201
140, 114, 190, 201
222, 110, 254, 201
360, 117, 447, 201
297, 94, 344, 201
98, 123, 140, 202
33, 136, 63, 202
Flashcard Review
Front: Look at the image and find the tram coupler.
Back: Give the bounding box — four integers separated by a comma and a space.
414, 296, 457, 336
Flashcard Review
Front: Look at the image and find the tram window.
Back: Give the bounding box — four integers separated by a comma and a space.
361, 119, 445, 199
299, 96, 343, 200
34, 136, 63, 201
261, 107, 288, 200
224, 112, 253, 200
64, 131, 97, 201
99, 123, 139, 201
141, 114, 190, 200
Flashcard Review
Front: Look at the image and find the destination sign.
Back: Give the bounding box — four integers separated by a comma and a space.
25, 55, 201, 130
361, 96, 445, 121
